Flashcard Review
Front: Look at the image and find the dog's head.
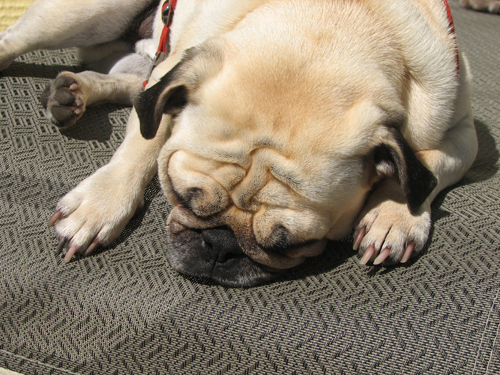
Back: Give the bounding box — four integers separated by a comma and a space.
134, 9, 436, 287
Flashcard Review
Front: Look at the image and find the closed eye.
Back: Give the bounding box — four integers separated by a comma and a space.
261, 225, 318, 254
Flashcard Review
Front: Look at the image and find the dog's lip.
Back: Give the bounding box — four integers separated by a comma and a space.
166, 206, 313, 270
167, 205, 226, 229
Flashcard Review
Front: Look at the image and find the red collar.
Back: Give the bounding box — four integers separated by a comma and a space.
143, 0, 458, 88
158, 0, 177, 56
143, 0, 178, 87
442, 0, 460, 74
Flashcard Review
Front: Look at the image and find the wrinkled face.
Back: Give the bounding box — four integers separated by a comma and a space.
134, 7, 420, 286
159, 88, 374, 286
159, 100, 372, 287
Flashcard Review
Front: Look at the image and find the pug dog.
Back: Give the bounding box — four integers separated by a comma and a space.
459, 0, 500, 13
0, 0, 477, 287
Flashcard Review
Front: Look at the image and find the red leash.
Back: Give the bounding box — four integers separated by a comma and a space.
143, 0, 178, 87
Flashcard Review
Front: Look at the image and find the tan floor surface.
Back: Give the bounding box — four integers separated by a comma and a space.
0, 0, 34, 32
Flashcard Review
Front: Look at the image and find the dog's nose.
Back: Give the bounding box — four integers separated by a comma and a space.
201, 227, 245, 264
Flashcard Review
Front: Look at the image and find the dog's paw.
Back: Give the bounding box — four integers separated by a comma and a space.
41, 73, 86, 128
49, 164, 144, 262
353, 180, 431, 266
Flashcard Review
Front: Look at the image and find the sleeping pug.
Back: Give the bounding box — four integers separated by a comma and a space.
0, 0, 477, 286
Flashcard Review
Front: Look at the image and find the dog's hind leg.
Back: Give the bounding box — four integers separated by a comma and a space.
0, 0, 156, 70
41, 52, 151, 128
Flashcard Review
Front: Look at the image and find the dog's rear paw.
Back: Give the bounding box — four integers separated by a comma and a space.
353, 180, 431, 266
49, 165, 144, 262
41, 73, 86, 128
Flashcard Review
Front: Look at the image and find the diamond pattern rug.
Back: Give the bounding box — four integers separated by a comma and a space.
1, 1, 499, 374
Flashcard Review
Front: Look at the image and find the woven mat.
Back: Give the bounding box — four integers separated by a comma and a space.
1, 1, 499, 374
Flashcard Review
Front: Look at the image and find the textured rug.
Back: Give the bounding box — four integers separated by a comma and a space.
1, 1, 499, 374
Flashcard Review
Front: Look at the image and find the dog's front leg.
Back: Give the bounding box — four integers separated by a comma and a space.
49, 110, 170, 261
354, 116, 477, 266
354, 56, 478, 266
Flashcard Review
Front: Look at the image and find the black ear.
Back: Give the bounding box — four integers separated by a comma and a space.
134, 43, 225, 140
134, 62, 189, 140
373, 127, 437, 213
